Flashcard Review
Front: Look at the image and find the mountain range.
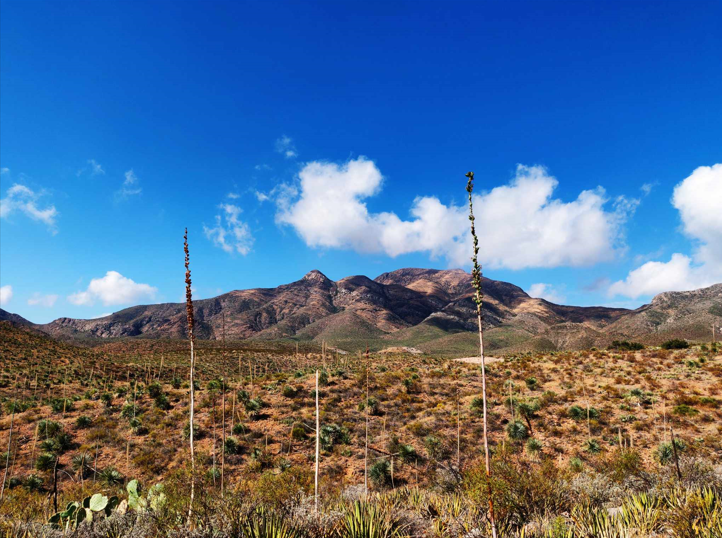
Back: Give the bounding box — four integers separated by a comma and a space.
2, 268, 721, 355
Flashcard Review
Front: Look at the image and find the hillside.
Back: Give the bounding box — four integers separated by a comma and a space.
2, 269, 720, 355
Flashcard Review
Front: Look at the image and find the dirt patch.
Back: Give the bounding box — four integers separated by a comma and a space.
453, 355, 503, 365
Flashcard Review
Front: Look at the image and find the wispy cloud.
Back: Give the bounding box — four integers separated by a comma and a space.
77, 159, 105, 177
0, 168, 9, 175
226, 192, 240, 199
527, 283, 566, 304
275, 135, 298, 159
204, 203, 254, 255
640, 182, 657, 196
115, 169, 142, 201
255, 164, 272, 171
253, 190, 270, 202
0, 183, 59, 233
68, 271, 158, 306
28, 292, 59, 308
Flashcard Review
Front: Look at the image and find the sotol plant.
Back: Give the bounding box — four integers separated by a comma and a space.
466, 171, 497, 538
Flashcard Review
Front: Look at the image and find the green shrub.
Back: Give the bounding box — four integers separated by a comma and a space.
526, 438, 542, 454
75, 415, 92, 428
232, 423, 247, 435
37, 419, 62, 437
424, 435, 446, 460
369, 459, 392, 488
657, 438, 686, 464
282, 385, 297, 398
506, 420, 529, 441
35, 452, 57, 472
673, 404, 698, 416
320, 424, 350, 450
398, 444, 417, 463
568, 405, 599, 420
662, 339, 689, 350
224, 436, 242, 455
608, 340, 644, 351
584, 438, 602, 454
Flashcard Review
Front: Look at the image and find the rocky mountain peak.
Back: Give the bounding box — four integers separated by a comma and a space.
301, 269, 332, 286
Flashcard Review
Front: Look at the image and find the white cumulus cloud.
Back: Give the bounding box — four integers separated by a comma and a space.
204, 203, 254, 255
0, 183, 58, 233
68, 271, 158, 306
609, 163, 722, 299
527, 283, 566, 304
275, 158, 635, 270
0, 285, 12, 306
28, 293, 59, 308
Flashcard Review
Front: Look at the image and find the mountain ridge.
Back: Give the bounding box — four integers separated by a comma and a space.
2, 269, 720, 354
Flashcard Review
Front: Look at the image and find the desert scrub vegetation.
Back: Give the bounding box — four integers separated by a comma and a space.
1, 317, 721, 535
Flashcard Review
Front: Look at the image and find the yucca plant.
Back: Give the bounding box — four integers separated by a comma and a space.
341, 501, 409, 538
238, 507, 304, 538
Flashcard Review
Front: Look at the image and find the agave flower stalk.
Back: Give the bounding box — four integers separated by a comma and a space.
184, 229, 196, 525
466, 171, 497, 538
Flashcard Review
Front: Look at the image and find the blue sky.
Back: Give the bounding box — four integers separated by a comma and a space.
1, 0, 721, 323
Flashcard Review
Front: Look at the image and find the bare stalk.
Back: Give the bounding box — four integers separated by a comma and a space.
0, 398, 16, 504
364, 345, 369, 498
466, 171, 497, 538
314, 369, 320, 514
184, 228, 196, 526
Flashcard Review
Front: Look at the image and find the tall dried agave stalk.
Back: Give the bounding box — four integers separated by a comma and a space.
184, 229, 196, 525
466, 172, 497, 538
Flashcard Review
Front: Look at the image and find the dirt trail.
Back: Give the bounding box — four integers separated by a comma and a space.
453, 356, 503, 365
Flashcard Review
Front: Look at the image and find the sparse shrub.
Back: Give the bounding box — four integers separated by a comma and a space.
320, 424, 350, 450
507, 420, 529, 441
154, 392, 172, 410
662, 339, 689, 350
183, 421, 203, 440
318, 370, 329, 386
609, 340, 644, 351
147, 382, 163, 398
100, 392, 113, 407
673, 404, 698, 416
75, 415, 92, 428
424, 435, 446, 460
526, 438, 542, 455
35, 452, 57, 472
369, 459, 392, 488
171, 377, 182, 389
25, 474, 43, 491
584, 438, 602, 454
291, 424, 307, 441
282, 385, 297, 398
120, 402, 138, 419
50, 398, 74, 413
99, 466, 124, 486
358, 396, 381, 415
37, 419, 62, 437
232, 423, 247, 435
398, 444, 417, 463
568, 405, 600, 421
525, 377, 538, 390
657, 438, 686, 464
569, 457, 584, 472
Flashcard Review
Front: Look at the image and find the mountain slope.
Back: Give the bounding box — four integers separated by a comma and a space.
7, 269, 720, 354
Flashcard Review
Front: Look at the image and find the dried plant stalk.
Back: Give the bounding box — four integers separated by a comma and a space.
466, 171, 497, 538
184, 228, 196, 525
